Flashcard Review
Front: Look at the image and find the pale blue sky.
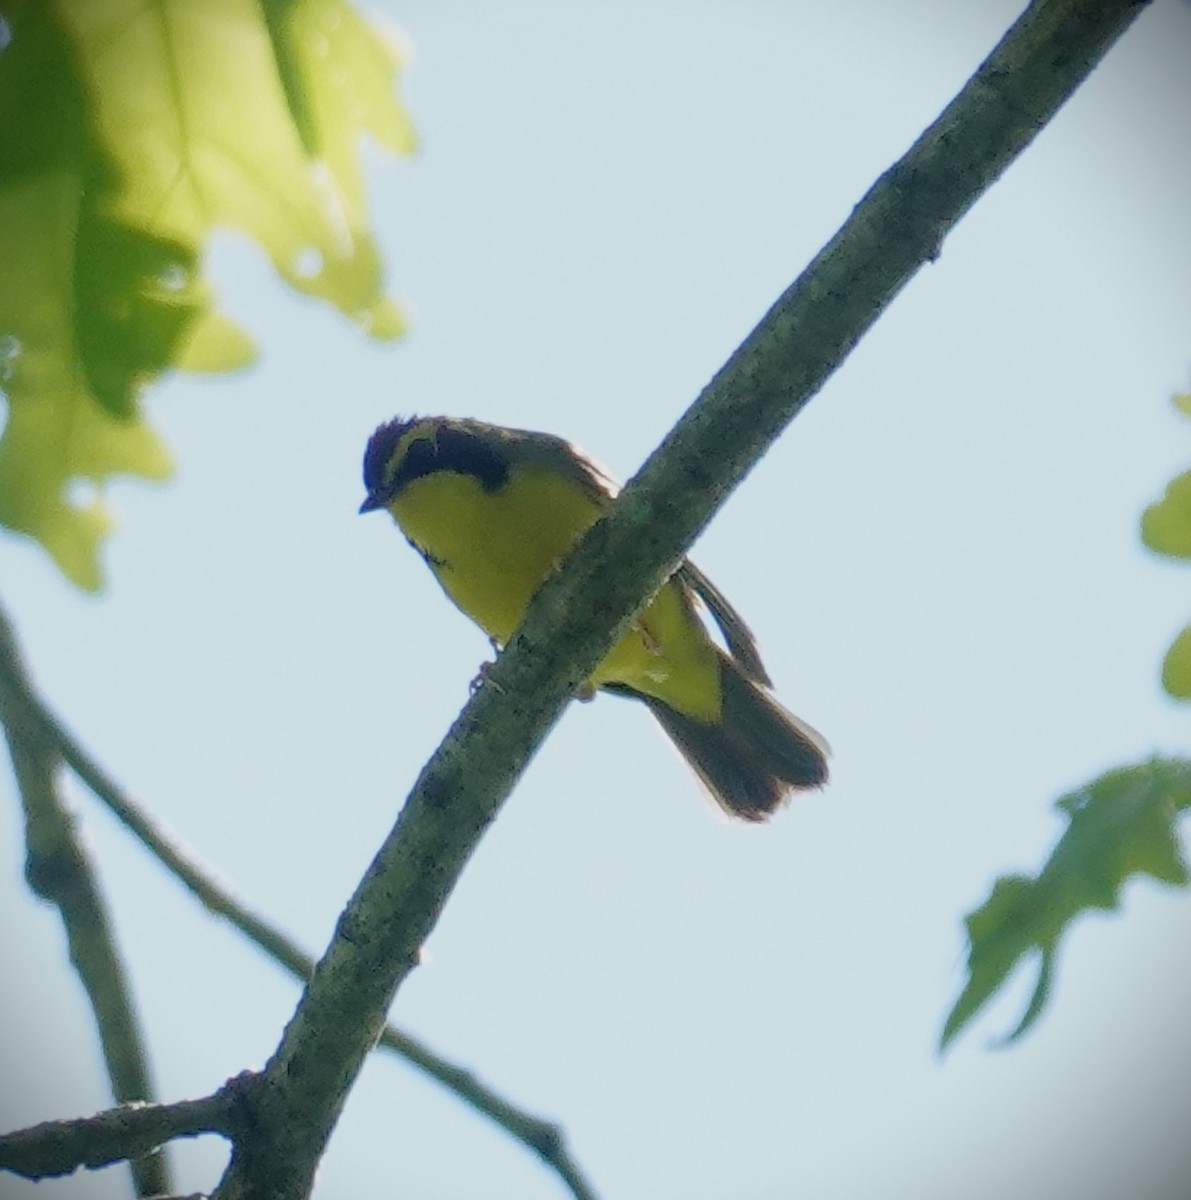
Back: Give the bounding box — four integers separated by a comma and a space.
3, 3, 1191, 1199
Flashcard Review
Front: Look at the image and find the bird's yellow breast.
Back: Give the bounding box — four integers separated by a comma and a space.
389, 463, 721, 719
393, 464, 599, 642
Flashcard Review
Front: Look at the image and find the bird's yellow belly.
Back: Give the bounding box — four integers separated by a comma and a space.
391, 468, 721, 719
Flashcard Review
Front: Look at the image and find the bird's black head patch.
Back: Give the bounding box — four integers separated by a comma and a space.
360, 417, 510, 512
362, 417, 413, 501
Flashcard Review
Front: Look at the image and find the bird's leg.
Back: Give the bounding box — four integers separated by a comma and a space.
469, 637, 505, 694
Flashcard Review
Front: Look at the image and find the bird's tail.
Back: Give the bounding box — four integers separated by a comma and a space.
634, 650, 829, 820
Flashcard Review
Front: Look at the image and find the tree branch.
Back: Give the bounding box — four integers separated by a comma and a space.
0, 597, 595, 1200
0, 1076, 248, 1181
0, 609, 172, 1197
0, 592, 598, 1200
212, 2, 1153, 1197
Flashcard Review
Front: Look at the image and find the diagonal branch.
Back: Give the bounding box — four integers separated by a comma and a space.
0, 608, 172, 1198
212, 2, 1153, 1198
0, 593, 597, 1200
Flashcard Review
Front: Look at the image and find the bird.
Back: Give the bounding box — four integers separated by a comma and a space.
359, 415, 828, 820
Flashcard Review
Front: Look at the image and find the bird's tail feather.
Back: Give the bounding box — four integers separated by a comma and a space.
633, 650, 829, 821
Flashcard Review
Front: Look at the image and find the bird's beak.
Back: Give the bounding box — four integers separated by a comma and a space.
359, 494, 381, 514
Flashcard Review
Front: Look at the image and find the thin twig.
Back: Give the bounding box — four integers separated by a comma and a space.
0, 1075, 248, 1180
0, 609, 172, 1198
0, 594, 597, 1200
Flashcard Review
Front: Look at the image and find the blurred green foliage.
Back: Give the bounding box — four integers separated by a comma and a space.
1142, 392, 1191, 697
0, 0, 415, 590
942, 758, 1191, 1049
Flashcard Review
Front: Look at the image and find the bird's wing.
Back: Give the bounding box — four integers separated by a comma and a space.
488, 422, 620, 507
677, 561, 772, 687
471, 422, 772, 684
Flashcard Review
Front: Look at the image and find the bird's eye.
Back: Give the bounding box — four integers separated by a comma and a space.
396, 435, 438, 485
363, 418, 416, 498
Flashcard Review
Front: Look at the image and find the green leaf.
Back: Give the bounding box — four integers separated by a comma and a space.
1141, 468, 1191, 559
59, 0, 415, 335
0, 8, 178, 589
1161, 624, 1191, 699
0, 0, 415, 589
941, 758, 1191, 1051
1142, 390, 1191, 697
